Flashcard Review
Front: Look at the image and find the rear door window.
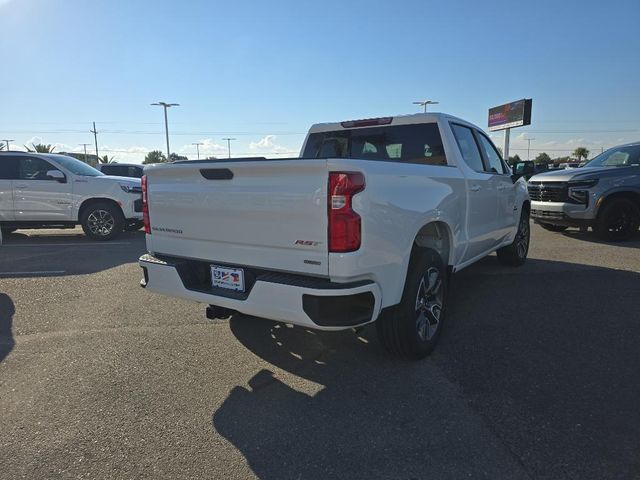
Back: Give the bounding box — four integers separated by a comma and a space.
127, 166, 143, 178
302, 123, 448, 166
0, 156, 19, 179
19, 157, 60, 180
451, 124, 485, 172
102, 165, 124, 176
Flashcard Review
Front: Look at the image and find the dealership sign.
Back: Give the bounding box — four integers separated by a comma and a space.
488, 98, 532, 131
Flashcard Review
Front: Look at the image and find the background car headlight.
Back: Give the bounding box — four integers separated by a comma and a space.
568, 179, 597, 204
568, 179, 598, 188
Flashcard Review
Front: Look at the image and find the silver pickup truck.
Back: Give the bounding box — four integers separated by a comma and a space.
529, 142, 640, 241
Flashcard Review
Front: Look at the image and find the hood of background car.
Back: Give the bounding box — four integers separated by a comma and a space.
90, 175, 141, 186
530, 166, 639, 183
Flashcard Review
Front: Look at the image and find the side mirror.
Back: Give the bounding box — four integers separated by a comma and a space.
47, 170, 66, 183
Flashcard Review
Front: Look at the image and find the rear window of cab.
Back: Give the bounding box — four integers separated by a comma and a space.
302, 123, 448, 166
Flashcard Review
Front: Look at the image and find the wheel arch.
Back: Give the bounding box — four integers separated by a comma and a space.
77, 197, 124, 222
413, 220, 454, 269
595, 189, 640, 217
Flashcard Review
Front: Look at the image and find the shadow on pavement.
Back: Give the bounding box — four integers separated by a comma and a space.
212, 258, 640, 480
0, 293, 15, 363
0, 230, 146, 278
559, 228, 640, 248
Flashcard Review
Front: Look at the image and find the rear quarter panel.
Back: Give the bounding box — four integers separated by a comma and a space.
327, 158, 466, 307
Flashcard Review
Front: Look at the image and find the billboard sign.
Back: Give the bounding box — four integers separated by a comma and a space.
488, 98, 532, 131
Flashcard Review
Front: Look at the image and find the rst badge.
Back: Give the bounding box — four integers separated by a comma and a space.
294, 240, 321, 246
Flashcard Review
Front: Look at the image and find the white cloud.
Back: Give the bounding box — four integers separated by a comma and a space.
177, 138, 227, 159
249, 135, 290, 154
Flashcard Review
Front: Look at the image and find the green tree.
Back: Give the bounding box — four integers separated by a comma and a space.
98, 154, 116, 164
0, 142, 5, 151
169, 153, 188, 162
143, 150, 167, 164
25, 143, 56, 153
573, 147, 589, 161
534, 152, 551, 164
507, 154, 522, 166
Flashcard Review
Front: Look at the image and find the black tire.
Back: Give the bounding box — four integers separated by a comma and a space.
80, 201, 125, 241
594, 198, 640, 242
539, 222, 568, 232
376, 248, 448, 360
497, 207, 530, 266
124, 220, 144, 232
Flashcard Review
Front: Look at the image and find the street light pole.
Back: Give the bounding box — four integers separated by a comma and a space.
151, 102, 179, 160
526, 138, 536, 161
192, 142, 203, 160
413, 100, 439, 113
222, 138, 236, 159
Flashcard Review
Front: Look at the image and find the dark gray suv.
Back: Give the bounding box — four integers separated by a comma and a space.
528, 142, 640, 241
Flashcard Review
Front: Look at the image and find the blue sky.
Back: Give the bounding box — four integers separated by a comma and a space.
1, 0, 639, 162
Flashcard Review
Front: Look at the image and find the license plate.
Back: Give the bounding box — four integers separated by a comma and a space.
211, 265, 245, 292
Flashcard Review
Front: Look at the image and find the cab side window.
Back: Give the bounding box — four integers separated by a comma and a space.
451, 124, 485, 172
19, 157, 60, 180
476, 133, 507, 174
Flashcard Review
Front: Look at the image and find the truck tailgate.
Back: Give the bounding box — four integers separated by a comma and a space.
144, 159, 329, 276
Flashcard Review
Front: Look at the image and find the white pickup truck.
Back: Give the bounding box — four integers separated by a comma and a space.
139, 113, 530, 359
0, 152, 143, 240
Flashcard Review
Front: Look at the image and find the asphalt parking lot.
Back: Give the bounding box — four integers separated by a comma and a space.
0, 225, 639, 480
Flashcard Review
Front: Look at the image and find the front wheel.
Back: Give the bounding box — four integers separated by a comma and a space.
539, 223, 568, 232
81, 202, 125, 241
594, 198, 640, 242
376, 248, 448, 360
497, 208, 530, 266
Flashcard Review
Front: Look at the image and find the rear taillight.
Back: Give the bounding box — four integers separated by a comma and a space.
328, 172, 365, 252
141, 175, 151, 234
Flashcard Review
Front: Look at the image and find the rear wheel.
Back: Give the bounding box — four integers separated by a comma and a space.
539, 223, 568, 232
376, 248, 447, 360
497, 208, 530, 266
81, 202, 125, 241
595, 198, 640, 242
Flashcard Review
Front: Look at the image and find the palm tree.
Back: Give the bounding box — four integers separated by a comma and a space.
98, 155, 116, 164
573, 147, 590, 161
25, 143, 56, 153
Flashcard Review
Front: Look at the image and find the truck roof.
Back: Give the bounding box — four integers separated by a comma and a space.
307, 112, 475, 134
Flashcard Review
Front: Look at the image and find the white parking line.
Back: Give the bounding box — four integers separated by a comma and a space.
2, 242, 132, 247
0, 270, 67, 275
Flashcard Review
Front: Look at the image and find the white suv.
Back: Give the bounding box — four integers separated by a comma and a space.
0, 152, 143, 240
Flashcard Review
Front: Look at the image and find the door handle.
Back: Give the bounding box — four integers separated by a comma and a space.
470, 184, 481, 192
15, 184, 27, 189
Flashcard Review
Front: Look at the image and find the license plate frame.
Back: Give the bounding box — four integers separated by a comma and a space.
211, 265, 245, 292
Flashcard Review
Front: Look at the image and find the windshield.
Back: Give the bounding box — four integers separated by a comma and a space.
583, 145, 640, 168
48, 155, 104, 176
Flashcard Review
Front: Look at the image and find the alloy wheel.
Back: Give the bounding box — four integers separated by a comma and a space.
87, 209, 115, 236
516, 214, 530, 258
415, 267, 444, 341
